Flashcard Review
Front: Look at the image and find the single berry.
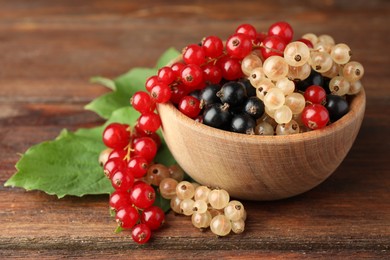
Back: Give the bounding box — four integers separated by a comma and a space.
107, 149, 127, 161
202, 64, 223, 85
325, 94, 349, 121
102, 123, 131, 150
150, 83, 172, 103
130, 181, 156, 209
171, 62, 185, 78
301, 104, 329, 129
178, 95, 202, 119
145, 75, 159, 92
260, 35, 286, 60
268, 21, 294, 43
239, 78, 257, 97
216, 56, 243, 80
235, 24, 257, 40
181, 64, 204, 89
109, 190, 131, 212
115, 206, 139, 229
104, 157, 126, 179
183, 44, 206, 66
141, 206, 165, 230
202, 35, 224, 58
132, 137, 158, 163
243, 96, 265, 119
297, 38, 314, 48
203, 103, 231, 129
304, 85, 327, 104
131, 223, 152, 244
137, 112, 161, 133
217, 81, 247, 106
200, 84, 221, 106
230, 113, 256, 134
226, 33, 253, 59
145, 163, 170, 186
111, 169, 134, 192
127, 156, 149, 178
131, 91, 155, 114
157, 66, 175, 84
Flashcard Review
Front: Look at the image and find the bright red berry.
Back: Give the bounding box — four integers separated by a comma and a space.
235, 24, 257, 40
150, 83, 172, 103
268, 21, 294, 43
111, 169, 134, 192
145, 75, 159, 92
301, 104, 330, 130
202, 64, 222, 85
141, 206, 165, 230
157, 66, 175, 85
127, 156, 149, 178
107, 149, 127, 161
181, 64, 204, 89
132, 137, 157, 162
104, 157, 126, 179
116, 206, 139, 229
260, 35, 287, 60
178, 96, 201, 119
171, 62, 185, 78
226, 33, 253, 59
102, 123, 131, 150
216, 56, 243, 80
137, 112, 161, 133
202, 36, 224, 58
297, 38, 314, 48
131, 91, 155, 114
131, 223, 152, 244
304, 85, 327, 105
183, 44, 206, 66
130, 181, 156, 209
109, 190, 131, 212
170, 83, 189, 105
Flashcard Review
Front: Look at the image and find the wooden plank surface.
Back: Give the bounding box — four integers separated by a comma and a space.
1, 0, 389, 259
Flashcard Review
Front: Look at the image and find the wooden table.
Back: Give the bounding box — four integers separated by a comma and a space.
1, 1, 389, 259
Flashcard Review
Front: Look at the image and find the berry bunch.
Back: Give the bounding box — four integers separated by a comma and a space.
131, 21, 364, 136
161, 180, 246, 236
101, 122, 168, 244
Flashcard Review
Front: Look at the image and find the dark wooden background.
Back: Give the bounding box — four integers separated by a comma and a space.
1, 0, 389, 259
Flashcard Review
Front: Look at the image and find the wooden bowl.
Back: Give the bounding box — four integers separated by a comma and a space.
157, 89, 366, 201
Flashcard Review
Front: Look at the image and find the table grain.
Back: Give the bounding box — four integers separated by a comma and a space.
0, 0, 389, 259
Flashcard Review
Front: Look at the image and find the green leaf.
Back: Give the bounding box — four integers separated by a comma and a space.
90, 76, 116, 91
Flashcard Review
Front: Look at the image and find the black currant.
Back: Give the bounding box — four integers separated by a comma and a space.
322, 77, 332, 94
296, 70, 324, 92
243, 96, 265, 119
230, 113, 256, 134
238, 78, 256, 97
189, 89, 201, 101
216, 81, 247, 106
200, 84, 221, 106
203, 103, 231, 129
325, 94, 349, 121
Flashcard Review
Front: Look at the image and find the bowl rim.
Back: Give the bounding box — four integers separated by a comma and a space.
158, 88, 366, 144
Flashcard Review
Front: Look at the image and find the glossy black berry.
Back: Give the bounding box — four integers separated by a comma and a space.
243, 97, 265, 119
189, 89, 201, 100
230, 113, 256, 134
200, 84, 221, 106
325, 94, 349, 121
216, 81, 247, 106
238, 78, 256, 97
296, 70, 324, 92
203, 103, 231, 129
322, 77, 332, 94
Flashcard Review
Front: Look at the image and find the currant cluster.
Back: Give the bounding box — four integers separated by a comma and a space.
100, 122, 167, 244
159, 179, 246, 236
131, 21, 364, 136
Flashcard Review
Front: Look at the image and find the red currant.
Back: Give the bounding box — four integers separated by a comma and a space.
111, 169, 134, 192
183, 44, 206, 66
170, 83, 189, 105
137, 112, 161, 133
226, 33, 253, 59
150, 82, 172, 103
297, 38, 314, 48
301, 104, 330, 130
131, 91, 155, 114
109, 190, 131, 212
107, 149, 127, 161
157, 66, 175, 85
235, 24, 257, 40
130, 181, 156, 209
304, 85, 326, 105
260, 35, 287, 60
104, 157, 126, 179
254, 32, 267, 45
202, 64, 222, 85
115, 206, 139, 229
171, 62, 185, 78
268, 21, 294, 43
141, 206, 165, 230
202, 36, 224, 58
216, 56, 243, 80
131, 223, 152, 244
178, 96, 201, 119
145, 75, 159, 92
127, 156, 149, 178
102, 123, 130, 150
132, 137, 157, 162
181, 64, 204, 89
